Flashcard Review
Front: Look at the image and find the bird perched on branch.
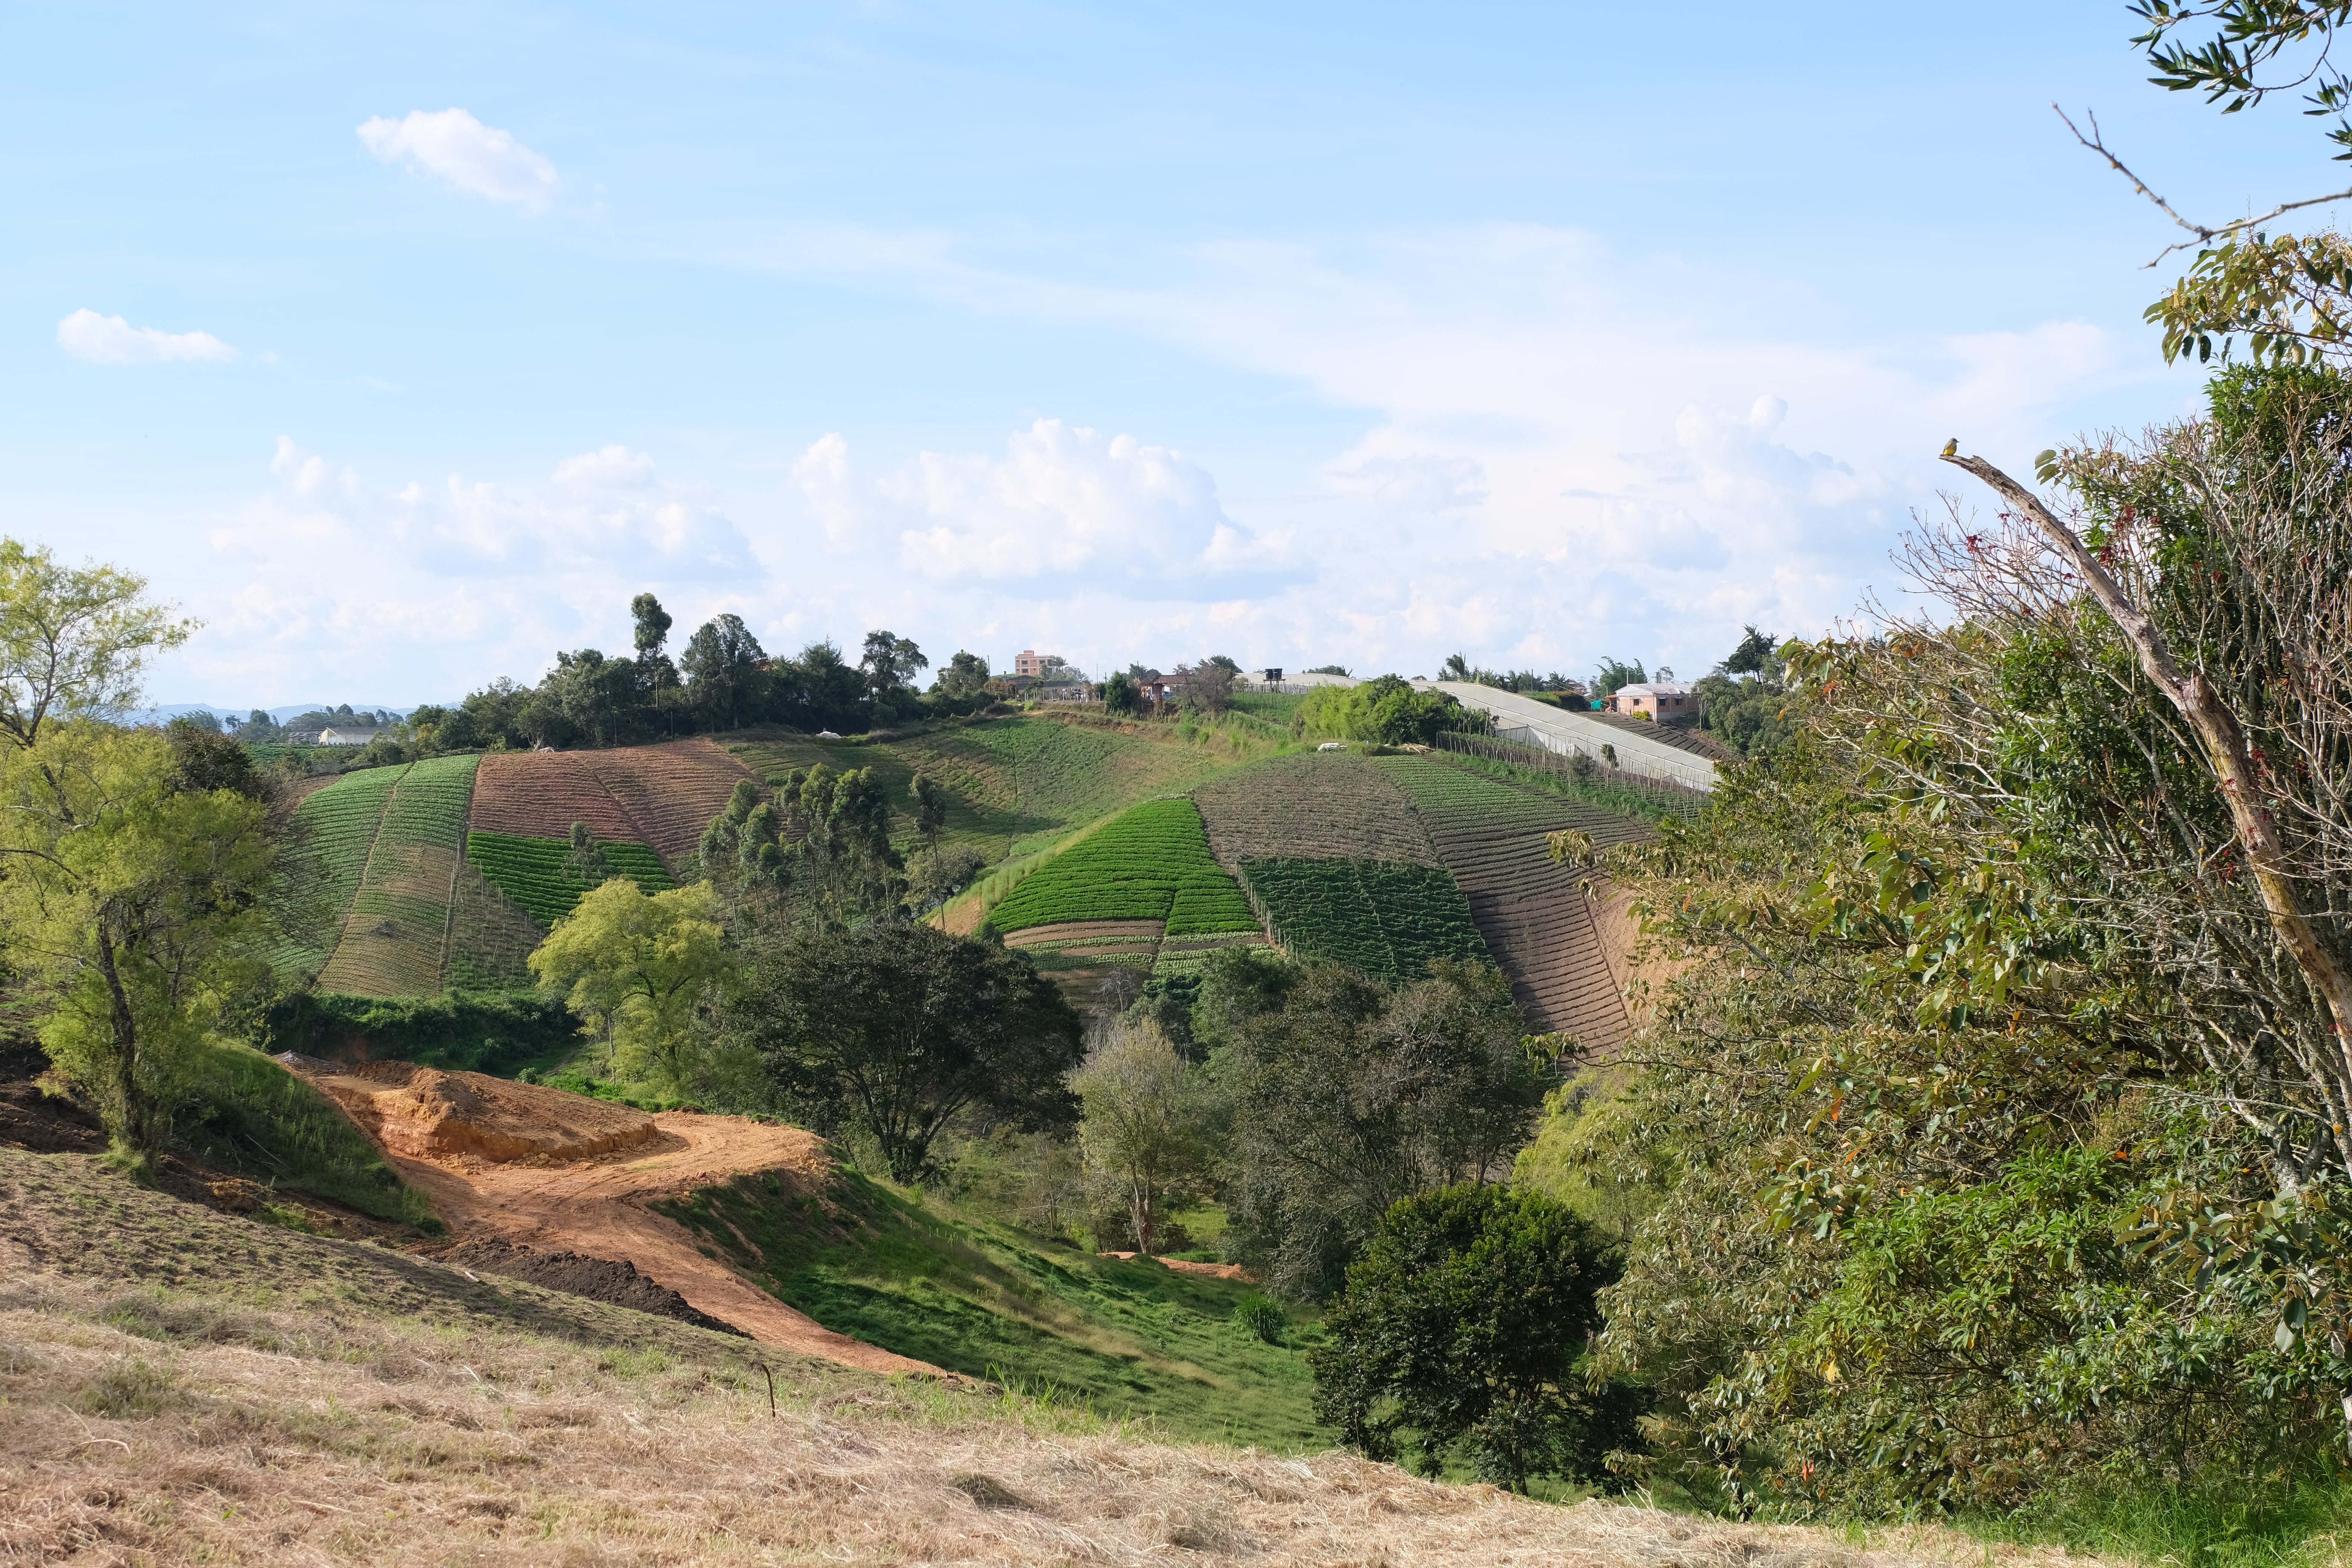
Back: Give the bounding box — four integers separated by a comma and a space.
1940, 438, 1958, 457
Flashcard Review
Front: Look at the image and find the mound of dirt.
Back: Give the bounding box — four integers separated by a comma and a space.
290, 1060, 658, 1164
0, 1081, 103, 1156
428, 1237, 749, 1337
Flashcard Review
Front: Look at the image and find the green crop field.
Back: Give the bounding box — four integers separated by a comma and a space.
988, 798, 1256, 934
1239, 857, 1490, 982
466, 831, 677, 926
317, 754, 483, 998
267, 762, 411, 976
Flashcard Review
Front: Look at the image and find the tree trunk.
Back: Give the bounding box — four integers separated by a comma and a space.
1946, 453, 2352, 1157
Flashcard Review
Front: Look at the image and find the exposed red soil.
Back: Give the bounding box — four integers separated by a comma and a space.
1002, 919, 1164, 948
469, 751, 641, 845
1098, 1252, 1253, 1282
300, 1061, 660, 1164
286, 1060, 947, 1379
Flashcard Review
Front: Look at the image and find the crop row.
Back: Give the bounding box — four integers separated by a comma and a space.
466, 831, 677, 926
988, 799, 1254, 934
471, 752, 641, 845
1191, 752, 1441, 869
1239, 857, 1489, 983
1374, 755, 1651, 848
583, 740, 758, 867
1164, 871, 1258, 935
267, 762, 412, 975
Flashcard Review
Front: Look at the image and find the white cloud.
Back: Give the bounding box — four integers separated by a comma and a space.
56, 309, 237, 366
796, 418, 1293, 588
357, 109, 559, 214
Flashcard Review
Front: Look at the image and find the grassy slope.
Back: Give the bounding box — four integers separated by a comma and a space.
987, 798, 1252, 935
173, 1044, 436, 1225
662, 1168, 1326, 1448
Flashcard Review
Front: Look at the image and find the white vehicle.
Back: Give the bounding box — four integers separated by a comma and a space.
1317, 741, 1346, 752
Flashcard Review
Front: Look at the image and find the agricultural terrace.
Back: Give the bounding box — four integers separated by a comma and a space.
1239, 858, 1490, 982
1190, 752, 1441, 873
466, 831, 677, 928
987, 799, 1256, 935
727, 731, 918, 845
316, 754, 481, 998
266, 762, 410, 978
444, 857, 547, 992
1375, 754, 1653, 1042
579, 738, 759, 869
469, 751, 642, 847
888, 715, 1263, 860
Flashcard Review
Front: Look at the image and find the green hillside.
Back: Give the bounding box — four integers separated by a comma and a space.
989, 798, 1253, 934
268, 762, 411, 976
466, 831, 677, 926
1239, 857, 1491, 981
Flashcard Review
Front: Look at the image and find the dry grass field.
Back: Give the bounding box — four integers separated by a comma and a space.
0, 1152, 2116, 1568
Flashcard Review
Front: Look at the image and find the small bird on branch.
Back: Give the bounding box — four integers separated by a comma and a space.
1940, 438, 1958, 458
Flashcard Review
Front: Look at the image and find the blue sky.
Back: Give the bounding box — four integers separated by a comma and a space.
2, 2, 2322, 706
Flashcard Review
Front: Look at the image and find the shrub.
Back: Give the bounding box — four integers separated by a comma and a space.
1310, 1184, 1641, 1493
1231, 1294, 1286, 1344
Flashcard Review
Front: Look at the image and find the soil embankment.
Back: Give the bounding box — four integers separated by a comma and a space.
284, 1058, 946, 1379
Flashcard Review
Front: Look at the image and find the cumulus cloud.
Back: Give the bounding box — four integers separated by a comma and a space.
796, 418, 1292, 589
357, 109, 559, 213
56, 309, 237, 366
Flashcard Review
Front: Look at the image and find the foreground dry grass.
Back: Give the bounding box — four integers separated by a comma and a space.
0, 1150, 2116, 1566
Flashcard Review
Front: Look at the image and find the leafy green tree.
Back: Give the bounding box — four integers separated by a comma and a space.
1591, 657, 1646, 699
631, 593, 672, 657
565, 821, 609, 882
728, 922, 1083, 1182
527, 878, 734, 1095
1295, 675, 1466, 747
0, 724, 276, 1165
681, 614, 766, 730
767, 763, 903, 922
904, 842, 986, 914
908, 773, 948, 848
1073, 1016, 1216, 1254
1311, 1184, 1640, 1492
1100, 670, 1140, 715
1218, 959, 1548, 1297
934, 650, 991, 699
859, 629, 928, 701
0, 539, 193, 748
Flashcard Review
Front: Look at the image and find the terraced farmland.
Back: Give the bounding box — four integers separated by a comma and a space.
466, 831, 678, 927
989, 799, 1256, 934
1190, 752, 1440, 871
469, 751, 641, 848
1239, 858, 1489, 982
268, 762, 411, 978
888, 717, 1253, 860
444, 857, 548, 992
315, 754, 481, 998
1377, 754, 1653, 1045
578, 739, 759, 868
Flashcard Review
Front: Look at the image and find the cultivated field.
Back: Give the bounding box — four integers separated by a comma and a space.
1190, 751, 1441, 871
443, 856, 548, 992
469, 750, 644, 848
1239, 857, 1490, 981
1378, 755, 1652, 1043
315, 754, 481, 998
577, 738, 760, 868
466, 831, 678, 927
988, 799, 1254, 934
267, 762, 410, 977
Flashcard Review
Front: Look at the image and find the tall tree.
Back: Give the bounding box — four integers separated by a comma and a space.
680, 614, 766, 731
858, 630, 928, 700
0, 539, 193, 749
528, 878, 735, 1095
1073, 1016, 1215, 1254
730, 923, 1083, 1183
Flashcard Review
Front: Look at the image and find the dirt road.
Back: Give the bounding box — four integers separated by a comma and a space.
297, 1062, 946, 1378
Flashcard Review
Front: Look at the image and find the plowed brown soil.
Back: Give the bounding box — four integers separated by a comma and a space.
288, 1060, 945, 1379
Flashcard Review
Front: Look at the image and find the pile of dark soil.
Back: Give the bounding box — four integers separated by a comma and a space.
428, 1237, 748, 1337
0, 1080, 103, 1155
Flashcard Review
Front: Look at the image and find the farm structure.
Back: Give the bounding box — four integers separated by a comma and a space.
314, 754, 481, 998
467, 738, 757, 873
1376, 754, 1653, 1046
1236, 858, 1489, 983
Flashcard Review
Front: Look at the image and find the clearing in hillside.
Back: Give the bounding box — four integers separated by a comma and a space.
266, 761, 410, 977
470, 750, 646, 853
987, 798, 1256, 937
1377, 753, 1653, 1044
1239, 858, 1491, 982
466, 831, 677, 927
315, 753, 481, 997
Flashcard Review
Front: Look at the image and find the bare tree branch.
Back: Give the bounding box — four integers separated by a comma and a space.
2056, 103, 2352, 266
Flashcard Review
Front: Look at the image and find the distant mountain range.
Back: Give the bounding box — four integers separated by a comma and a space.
133, 703, 442, 725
